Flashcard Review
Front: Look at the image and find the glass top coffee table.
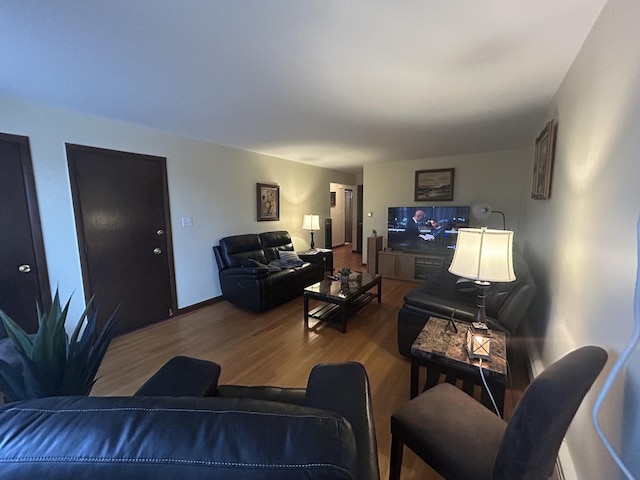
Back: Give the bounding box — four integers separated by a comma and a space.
303, 272, 382, 333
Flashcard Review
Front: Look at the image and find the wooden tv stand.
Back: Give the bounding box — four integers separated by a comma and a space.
378, 249, 453, 282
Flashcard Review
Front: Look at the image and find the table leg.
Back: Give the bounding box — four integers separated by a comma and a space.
304, 295, 309, 328
424, 367, 440, 392
340, 304, 347, 333
377, 277, 382, 303
410, 359, 419, 398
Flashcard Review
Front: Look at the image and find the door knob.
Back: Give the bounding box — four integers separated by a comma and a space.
153, 248, 162, 255
18, 264, 31, 273
156, 229, 165, 236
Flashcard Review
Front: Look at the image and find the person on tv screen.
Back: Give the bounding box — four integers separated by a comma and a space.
427, 218, 444, 238
405, 209, 435, 245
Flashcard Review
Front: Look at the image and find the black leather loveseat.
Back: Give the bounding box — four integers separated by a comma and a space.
0, 357, 379, 480
397, 252, 537, 357
213, 230, 324, 312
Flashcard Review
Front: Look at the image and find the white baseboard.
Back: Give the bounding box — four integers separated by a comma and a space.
521, 323, 577, 480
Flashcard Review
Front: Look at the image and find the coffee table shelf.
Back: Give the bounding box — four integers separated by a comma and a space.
303, 273, 381, 333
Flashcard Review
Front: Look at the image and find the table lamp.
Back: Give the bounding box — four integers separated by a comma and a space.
448, 227, 516, 360
302, 214, 320, 250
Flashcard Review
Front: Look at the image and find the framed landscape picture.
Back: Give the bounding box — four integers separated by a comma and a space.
257, 183, 280, 221
532, 120, 557, 199
414, 168, 455, 201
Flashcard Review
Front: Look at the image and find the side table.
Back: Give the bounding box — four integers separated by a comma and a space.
410, 316, 507, 416
299, 248, 333, 274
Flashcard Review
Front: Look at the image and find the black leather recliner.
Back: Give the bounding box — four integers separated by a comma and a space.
213, 230, 324, 312
397, 252, 537, 357
0, 357, 380, 480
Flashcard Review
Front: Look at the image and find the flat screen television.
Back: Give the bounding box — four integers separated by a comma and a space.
387, 205, 470, 253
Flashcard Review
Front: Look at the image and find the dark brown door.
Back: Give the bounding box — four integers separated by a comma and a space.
0, 133, 51, 332
66, 144, 177, 334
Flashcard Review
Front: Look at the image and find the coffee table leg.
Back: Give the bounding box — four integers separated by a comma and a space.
341, 304, 347, 333
377, 277, 382, 303
304, 295, 309, 328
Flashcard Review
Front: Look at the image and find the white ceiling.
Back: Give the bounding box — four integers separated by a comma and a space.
0, 1, 607, 174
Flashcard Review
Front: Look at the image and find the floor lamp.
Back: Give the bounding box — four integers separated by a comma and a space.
472, 203, 506, 230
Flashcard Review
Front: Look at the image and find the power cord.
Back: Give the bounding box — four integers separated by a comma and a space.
478, 358, 500, 416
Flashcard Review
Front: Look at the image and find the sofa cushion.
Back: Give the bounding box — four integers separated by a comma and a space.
260, 230, 294, 263
0, 396, 358, 480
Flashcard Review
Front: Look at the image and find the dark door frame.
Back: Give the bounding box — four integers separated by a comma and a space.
66, 144, 178, 319
0, 132, 51, 314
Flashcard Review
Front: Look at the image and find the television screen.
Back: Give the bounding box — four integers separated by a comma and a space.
387, 205, 470, 253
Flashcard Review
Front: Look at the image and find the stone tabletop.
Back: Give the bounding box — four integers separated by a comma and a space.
411, 316, 507, 376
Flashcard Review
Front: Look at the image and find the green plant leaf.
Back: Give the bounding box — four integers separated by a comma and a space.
30, 290, 70, 387
0, 359, 27, 402
0, 310, 34, 357
61, 304, 120, 395
1, 288, 121, 401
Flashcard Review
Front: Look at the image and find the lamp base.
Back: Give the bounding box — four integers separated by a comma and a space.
473, 280, 490, 325
309, 231, 315, 250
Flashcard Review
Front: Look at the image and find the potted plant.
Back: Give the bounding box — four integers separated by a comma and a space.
339, 267, 351, 285
0, 289, 119, 403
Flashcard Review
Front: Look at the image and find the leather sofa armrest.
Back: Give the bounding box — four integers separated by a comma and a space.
304, 362, 380, 480
134, 356, 221, 397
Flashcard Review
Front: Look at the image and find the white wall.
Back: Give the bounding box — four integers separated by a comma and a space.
520, 0, 640, 477
362, 149, 529, 261
0, 95, 354, 320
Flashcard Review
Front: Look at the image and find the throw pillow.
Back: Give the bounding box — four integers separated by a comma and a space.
277, 250, 304, 267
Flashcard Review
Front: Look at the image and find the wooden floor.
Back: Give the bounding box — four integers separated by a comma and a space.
92, 245, 529, 480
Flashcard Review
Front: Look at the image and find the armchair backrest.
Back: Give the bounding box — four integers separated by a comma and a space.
485, 252, 537, 334
493, 345, 608, 480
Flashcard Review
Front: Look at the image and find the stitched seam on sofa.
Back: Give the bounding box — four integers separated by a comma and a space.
1, 407, 339, 420
0, 457, 351, 471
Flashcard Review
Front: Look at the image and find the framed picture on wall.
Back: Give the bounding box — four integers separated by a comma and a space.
330, 191, 336, 207
414, 168, 455, 201
257, 183, 280, 221
532, 120, 557, 200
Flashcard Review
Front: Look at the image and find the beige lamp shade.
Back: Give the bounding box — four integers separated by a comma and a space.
302, 214, 320, 231
448, 228, 516, 282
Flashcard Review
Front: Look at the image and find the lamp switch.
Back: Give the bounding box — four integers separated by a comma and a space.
182, 216, 193, 227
